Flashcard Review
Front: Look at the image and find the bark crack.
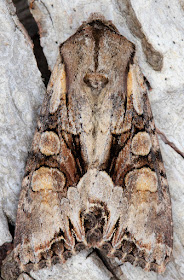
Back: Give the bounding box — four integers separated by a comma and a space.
116, 0, 163, 71
12, 0, 51, 86
24, 273, 37, 280
157, 128, 184, 159
39, 0, 53, 25
94, 249, 125, 280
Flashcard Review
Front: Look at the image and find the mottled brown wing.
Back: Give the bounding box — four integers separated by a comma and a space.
103, 60, 173, 273
13, 56, 83, 272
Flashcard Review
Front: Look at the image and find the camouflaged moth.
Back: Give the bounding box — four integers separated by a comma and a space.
1, 15, 173, 279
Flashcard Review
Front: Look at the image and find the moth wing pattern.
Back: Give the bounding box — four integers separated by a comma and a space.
13, 56, 83, 271
104, 60, 173, 273
2, 16, 173, 278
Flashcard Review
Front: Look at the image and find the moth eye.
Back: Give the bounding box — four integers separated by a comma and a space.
83, 72, 109, 89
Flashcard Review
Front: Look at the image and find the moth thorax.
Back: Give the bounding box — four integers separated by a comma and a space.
83, 72, 108, 90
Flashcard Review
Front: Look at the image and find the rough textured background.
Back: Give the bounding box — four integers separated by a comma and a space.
0, 0, 45, 245
0, 0, 184, 279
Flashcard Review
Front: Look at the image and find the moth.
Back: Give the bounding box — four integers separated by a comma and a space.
2, 15, 173, 279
